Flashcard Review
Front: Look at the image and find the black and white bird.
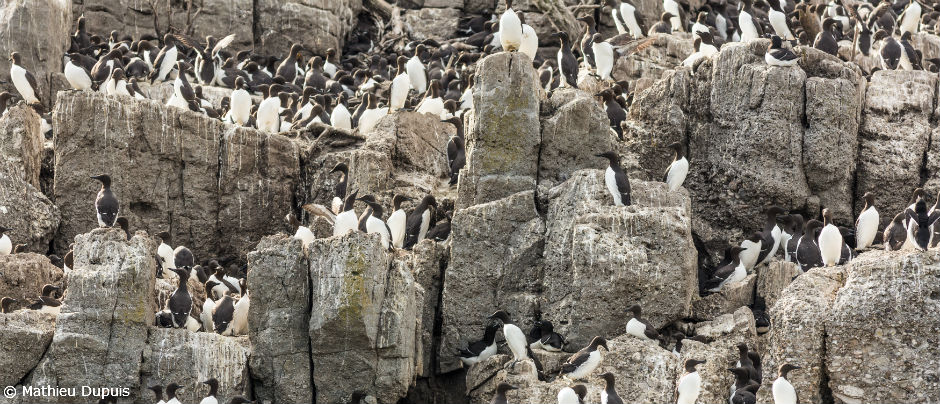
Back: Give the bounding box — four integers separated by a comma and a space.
91, 175, 119, 227
167, 268, 193, 328
705, 246, 746, 292
148, 385, 166, 404
772, 363, 801, 404
884, 211, 908, 251
591, 34, 615, 81
796, 220, 825, 270
875, 29, 902, 70
768, 0, 796, 40
213, 294, 235, 335
458, 322, 500, 367
491, 383, 518, 404
557, 385, 588, 404
765, 36, 799, 67
599, 372, 624, 404
389, 56, 411, 112
597, 151, 631, 206
403, 195, 437, 249
905, 198, 938, 250
65, 53, 93, 91
756, 206, 785, 267
625, 304, 660, 341
739, 232, 762, 270
818, 209, 843, 266
499, 0, 523, 52
488, 310, 529, 366
560, 336, 609, 380
230, 76, 252, 126
664, 142, 689, 191
357, 195, 392, 250
333, 190, 360, 237
0, 226, 11, 255
9, 52, 41, 105
730, 384, 759, 404
619, 0, 646, 39
738, 0, 763, 41
553, 31, 579, 88
676, 359, 705, 404
446, 117, 466, 185
528, 320, 566, 351
149, 34, 180, 83
856, 192, 879, 249
199, 378, 219, 404
165, 383, 182, 404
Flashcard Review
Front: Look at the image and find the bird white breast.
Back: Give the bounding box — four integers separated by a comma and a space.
504, 323, 528, 361
65, 62, 92, 90
772, 377, 798, 404
185, 315, 201, 332
159, 47, 178, 81
478, 342, 497, 362
419, 209, 431, 242
739, 11, 759, 42
666, 157, 689, 191
293, 226, 316, 245
460, 88, 474, 110
611, 9, 627, 35
417, 97, 445, 118
556, 49, 568, 87
780, 232, 793, 261
330, 104, 352, 130
40, 305, 61, 316
388, 209, 407, 248
519, 24, 539, 61
231, 89, 252, 126
739, 239, 760, 269
818, 224, 843, 266
199, 396, 219, 404
406, 56, 427, 92
390, 73, 411, 111
568, 350, 602, 380
359, 108, 389, 134
677, 371, 702, 404
257, 97, 281, 133
114, 80, 130, 97
11, 64, 38, 104
201, 298, 216, 333
333, 210, 359, 237
769, 9, 794, 39
900, 2, 921, 34
558, 387, 580, 404
717, 263, 746, 291
167, 398, 181, 404
621, 3, 644, 38
682, 51, 704, 67
232, 295, 249, 335
716, 14, 728, 39
605, 166, 623, 206
626, 318, 650, 339
766, 51, 799, 67
499, 8, 523, 51
166, 94, 189, 110
0, 234, 11, 255
592, 41, 615, 80
760, 225, 783, 265
601, 390, 609, 404
324, 61, 337, 79
663, 0, 682, 31
158, 243, 176, 269
692, 22, 708, 40
366, 216, 391, 249
856, 207, 879, 249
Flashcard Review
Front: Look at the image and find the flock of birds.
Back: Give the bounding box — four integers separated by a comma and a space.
0, 0, 938, 402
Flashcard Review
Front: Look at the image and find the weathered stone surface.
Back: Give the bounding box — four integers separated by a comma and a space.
538, 88, 614, 187
0, 0, 71, 109
613, 33, 694, 94
463, 0, 496, 14
0, 105, 43, 188
467, 335, 679, 404
762, 266, 845, 404
457, 52, 542, 209
826, 250, 940, 403
756, 260, 801, 308
52, 91, 299, 264
856, 70, 936, 230
0, 253, 64, 306
247, 235, 314, 404
690, 274, 756, 321
681, 307, 758, 404
257, 0, 363, 57
396, 241, 449, 378
25, 228, 156, 403
308, 232, 418, 404
0, 311, 55, 387
140, 328, 251, 404
540, 171, 695, 347
403, 8, 461, 43
0, 160, 60, 253
439, 191, 544, 373
622, 67, 693, 181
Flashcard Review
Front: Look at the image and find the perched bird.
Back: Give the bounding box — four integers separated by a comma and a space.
560, 336, 609, 380
230, 77, 252, 126
557, 385, 588, 404
529, 320, 566, 351
167, 268, 193, 328
389, 56, 411, 112
199, 378, 219, 404
1, 297, 16, 313
91, 175, 119, 227
65, 53, 93, 91
875, 29, 902, 70
201, 291, 216, 333
756, 206, 785, 267
489, 310, 529, 365
149, 34, 180, 83
357, 195, 392, 250
0, 226, 11, 255
213, 294, 235, 335
459, 322, 500, 367
165, 383, 183, 404
599, 372, 624, 404
619, 0, 646, 39
818, 209, 843, 266
768, 0, 796, 40
676, 359, 706, 404
796, 220, 825, 270
591, 34, 615, 80
403, 195, 437, 249
407, 44, 428, 94
625, 304, 660, 341
739, 232, 762, 270
706, 246, 746, 292
553, 31, 579, 88
491, 383, 518, 404
597, 151, 631, 206
499, 0, 523, 52
148, 385, 166, 404
664, 142, 688, 191
9, 52, 41, 105
519, 23, 539, 61
772, 363, 801, 404
446, 116, 466, 185
738, 0, 764, 41
766, 36, 799, 67
731, 384, 759, 404
855, 192, 879, 249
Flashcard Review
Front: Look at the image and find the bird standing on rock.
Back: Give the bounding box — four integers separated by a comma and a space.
91, 174, 119, 227
491, 383, 518, 404
856, 192, 879, 249
560, 336, 609, 380
488, 310, 529, 366
597, 151, 631, 206
0, 226, 12, 255
664, 142, 688, 191
676, 359, 705, 404
9, 52, 41, 105
499, 0, 523, 52
772, 363, 801, 404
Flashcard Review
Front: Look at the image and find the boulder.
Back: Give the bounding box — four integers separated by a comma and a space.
24, 228, 156, 403
52, 91, 299, 264
396, 241, 449, 378
403, 8, 462, 43
538, 88, 615, 187
140, 328, 251, 404
856, 70, 936, 229
612, 33, 694, 93
756, 260, 801, 308
457, 52, 542, 209
0, 159, 60, 253
826, 250, 940, 403
308, 232, 419, 404
690, 274, 756, 321
0, 0, 71, 109
0, 104, 43, 188
256, 0, 363, 56
0, 252, 64, 307
0, 311, 56, 387
247, 235, 314, 404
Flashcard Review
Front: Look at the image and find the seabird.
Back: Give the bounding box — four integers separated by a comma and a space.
814, 18, 841, 56
257, 84, 282, 132
499, 0, 523, 52
458, 322, 500, 367
115, 217, 130, 240
201, 290, 216, 333
905, 198, 937, 250
620, 0, 646, 39
768, 0, 796, 40
596, 151, 631, 206
65, 53, 93, 90
276, 44, 304, 83
560, 336, 609, 380
446, 116, 466, 185
330, 94, 352, 130
357, 195, 392, 249
417, 80, 445, 117
333, 190, 360, 237
649, 12, 674, 34
199, 378, 219, 404
766, 36, 799, 67
0, 226, 11, 255
591, 34, 615, 81
520, 22, 539, 61
739, 232, 762, 270
390, 56, 411, 112
796, 219, 825, 270
407, 44, 429, 93
91, 175, 119, 227
625, 304, 661, 341
706, 246, 746, 292
232, 290, 249, 335
557, 385, 588, 404
553, 31, 579, 88
676, 359, 706, 404
756, 206, 785, 266
403, 195, 437, 249
167, 268, 193, 328
324, 48, 339, 78
598, 89, 625, 139
230, 77, 252, 126
0, 297, 16, 313
488, 310, 529, 366
664, 142, 689, 191
214, 294, 235, 335
772, 363, 801, 404
529, 320, 566, 351
9, 52, 41, 105
165, 383, 182, 404
149, 34, 180, 83
898, 0, 923, 34
735, 343, 762, 382
738, 0, 764, 41
855, 192, 879, 249
491, 383, 518, 404
599, 372, 624, 404
731, 384, 759, 404
818, 208, 843, 266
148, 385, 166, 404
875, 29, 902, 70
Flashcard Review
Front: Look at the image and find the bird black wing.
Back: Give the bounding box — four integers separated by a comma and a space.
640, 318, 661, 340
459, 339, 488, 357
96, 190, 119, 226
560, 348, 590, 374
24, 69, 39, 101
168, 289, 192, 327
403, 209, 425, 249
615, 170, 632, 205
447, 136, 458, 168
212, 296, 234, 333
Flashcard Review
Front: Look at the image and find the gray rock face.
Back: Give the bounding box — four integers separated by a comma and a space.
756, 261, 801, 308
403, 8, 462, 43
613, 33, 694, 93
247, 235, 314, 404
0, 0, 71, 109
0, 253, 64, 308
140, 328, 251, 404
826, 250, 940, 403
256, 0, 363, 56
0, 105, 43, 188
682, 307, 758, 404
538, 89, 614, 187
395, 241, 449, 378
690, 273, 756, 321
0, 160, 60, 253
25, 228, 156, 402
52, 91, 299, 264
308, 232, 418, 404
0, 311, 55, 387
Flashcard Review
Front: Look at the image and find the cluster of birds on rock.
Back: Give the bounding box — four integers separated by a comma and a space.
102, 379, 252, 404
